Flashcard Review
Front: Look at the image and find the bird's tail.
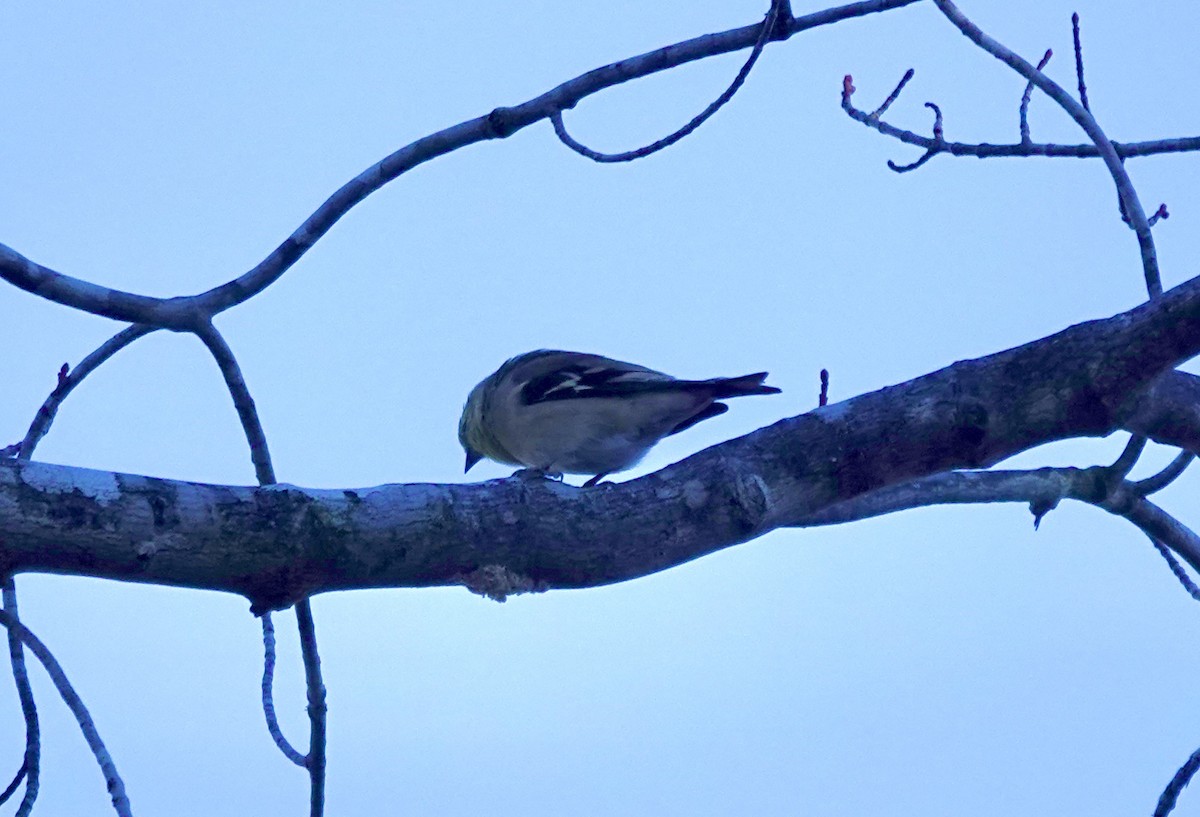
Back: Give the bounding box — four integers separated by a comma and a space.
705, 372, 781, 399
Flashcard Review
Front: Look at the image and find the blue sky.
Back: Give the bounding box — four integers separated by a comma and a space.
3, 2, 1200, 814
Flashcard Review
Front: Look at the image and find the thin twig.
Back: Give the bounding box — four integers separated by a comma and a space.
1156, 742, 1200, 817
3, 579, 37, 817
843, 77, 1200, 161
869, 68, 914, 118
0, 759, 26, 808
931, 0, 1161, 298
1071, 12, 1090, 113
1120, 496, 1200, 577
17, 325, 156, 462
296, 600, 327, 817
1148, 538, 1200, 603
1019, 49, 1053, 144
550, 0, 784, 163
888, 102, 943, 172
0, 611, 131, 817
261, 614, 307, 767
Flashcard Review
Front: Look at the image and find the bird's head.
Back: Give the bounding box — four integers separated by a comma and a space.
458, 383, 489, 473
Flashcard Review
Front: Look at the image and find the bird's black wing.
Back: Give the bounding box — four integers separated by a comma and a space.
521, 363, 672, 405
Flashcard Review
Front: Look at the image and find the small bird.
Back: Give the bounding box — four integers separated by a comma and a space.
459, 350, 781, 486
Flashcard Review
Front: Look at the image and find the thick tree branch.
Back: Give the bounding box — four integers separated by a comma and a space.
1123, 371, 1200, 453
4, 273, 1200, 607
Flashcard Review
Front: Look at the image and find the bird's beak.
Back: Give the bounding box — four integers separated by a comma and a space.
464, 449, 483, 473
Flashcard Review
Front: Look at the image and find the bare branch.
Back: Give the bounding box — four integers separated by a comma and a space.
1148, 538, 1200, 603
1133, 451, 1194, 496
888, 102, 943, 172
2, 580, 37, 817
296, 601, 327, 817
6, 272, 1200, 603
193, 321, 328, 810
15, 325, 156, 462
797, 468, 1075, 527
551, 0, 783, 163
931, 0, 1161, 298
1157, 744, 1200, 817
800, 466, 1200, 601
193, 322, 276, 485
1105, 434, 1147, 482
842, 77, 1200, 163
0, 759, 26, 809
1071, 12, 1091, 113
260, 614, 306, 767
1118, 496, 1200, 576
0, 0, 920, 327
869, 68, 914, 118
1019, 49, 1053, 144
0, 611, 131, 817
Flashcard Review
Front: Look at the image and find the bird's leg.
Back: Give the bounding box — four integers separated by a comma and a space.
582, 472, 610, 488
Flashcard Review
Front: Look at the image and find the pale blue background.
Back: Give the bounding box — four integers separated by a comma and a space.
2, 2, 1200, 815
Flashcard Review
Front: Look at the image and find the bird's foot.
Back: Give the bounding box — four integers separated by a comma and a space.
512, 468, 563, 482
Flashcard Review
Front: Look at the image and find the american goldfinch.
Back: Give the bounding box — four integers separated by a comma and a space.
459, 350, 781, 486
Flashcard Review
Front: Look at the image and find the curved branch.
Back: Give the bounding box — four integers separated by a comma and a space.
0, 611, 131, 817
550, 0, 782, 163
15, 324, 156, 462
1157, 744, 1200, 817
260, 614, 306, 767
887, 102, 943, 172
1105, 433, 1147, 482
3, 581, 37, 817
0, 0, 920, 326
0, 760, 27, 809
1133, 451, 1194, 496
194, 322, 276, 485
932, 0, 1161, 297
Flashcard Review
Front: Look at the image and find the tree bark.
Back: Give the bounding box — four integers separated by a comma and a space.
3, 273, 1200, 610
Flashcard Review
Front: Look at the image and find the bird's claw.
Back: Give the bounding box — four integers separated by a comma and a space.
512, 468, 563, 482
